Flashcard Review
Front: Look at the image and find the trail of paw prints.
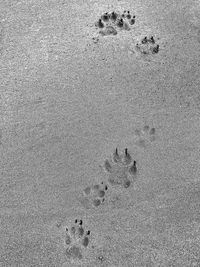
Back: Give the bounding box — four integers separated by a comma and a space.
76, 181, 109, 210
102, 148, 138, 189
63, 218, 91, 263
94, 10, 136, 37
134, 124, 157, 149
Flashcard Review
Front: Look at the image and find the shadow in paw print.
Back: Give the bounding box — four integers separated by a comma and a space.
95, 19, 105, 28
129, 160, 137, 176
122, 148, 132, 165
103, 148, 137, 187
97, 189, 106, 198
151, 44, 159, 54
110, 11, 118, 21
101, 12, 110, 22
113, 147, 121, 164
116, 18, 124, 28
81, 231, 90, 248
115, 17, 131, 31
123, 179, 131, 188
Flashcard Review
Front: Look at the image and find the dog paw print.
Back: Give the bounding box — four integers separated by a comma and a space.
102, 148, 137, 188
121, 10, 136, 25
135, 35, 160, 56
76, 181, 109, 210
83, 181, 109, 208
134, 125, 156, 148
95, 10, 136, 37
63, 219, 91, 262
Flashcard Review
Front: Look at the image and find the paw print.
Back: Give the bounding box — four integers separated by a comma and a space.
121, 10, 136, 25
95, 10, 136, 37
63, 219, 91, 262
76, 181, 109, 210
135, 35, 160, 56
134, 125, 156, 148
83, 181, 108, 207
102, 148, 137, 188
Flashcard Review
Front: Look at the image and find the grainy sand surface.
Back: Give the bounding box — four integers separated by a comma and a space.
0, 0, 200, 266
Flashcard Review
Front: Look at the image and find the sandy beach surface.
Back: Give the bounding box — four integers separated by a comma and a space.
0, 0, 200, 266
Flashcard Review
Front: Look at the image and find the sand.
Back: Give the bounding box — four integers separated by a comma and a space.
0, 0, 200, 266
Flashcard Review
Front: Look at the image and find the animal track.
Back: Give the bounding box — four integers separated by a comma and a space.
134, 124, 157, 148
76, 181, 109, 210
103, 148, 137, 188
63, 219, 91, 262
135, 35, 160, 57
95, 10, 136, 37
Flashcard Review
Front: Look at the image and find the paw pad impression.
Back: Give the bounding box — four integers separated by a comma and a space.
103, 148, 137, 188
95, 10, 136, 36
